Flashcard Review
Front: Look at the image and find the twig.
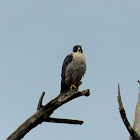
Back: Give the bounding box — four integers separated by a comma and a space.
37, 91, 45, 110
117, 83, 140, 139
46, 117, 83, 125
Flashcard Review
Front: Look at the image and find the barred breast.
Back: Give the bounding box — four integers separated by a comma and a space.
65, 52, 86, 86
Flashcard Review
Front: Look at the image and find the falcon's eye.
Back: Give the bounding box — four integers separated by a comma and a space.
80, 48, 83, 53
73, 47, 77, 52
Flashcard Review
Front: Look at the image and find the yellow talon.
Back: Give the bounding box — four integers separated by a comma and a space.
70, 83, 77, 90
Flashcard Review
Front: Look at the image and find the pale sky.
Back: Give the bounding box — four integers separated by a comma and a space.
1, 0, 140, 140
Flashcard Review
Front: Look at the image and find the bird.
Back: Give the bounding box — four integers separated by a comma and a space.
60, 45, 86, 93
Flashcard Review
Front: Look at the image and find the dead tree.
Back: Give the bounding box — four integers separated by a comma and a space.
118, 82, 140, 140
6, 89, 90, 140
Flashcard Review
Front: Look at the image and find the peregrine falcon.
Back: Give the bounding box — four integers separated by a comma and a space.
60, 45, 86, 93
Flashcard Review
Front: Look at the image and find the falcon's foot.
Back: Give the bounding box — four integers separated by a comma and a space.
70, 83, 78, 91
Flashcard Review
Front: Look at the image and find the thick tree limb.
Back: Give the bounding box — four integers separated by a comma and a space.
7, 89, 90, 140
117, 84, 140, 140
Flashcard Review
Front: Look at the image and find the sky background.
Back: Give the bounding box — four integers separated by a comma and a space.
1, 0, 140, 140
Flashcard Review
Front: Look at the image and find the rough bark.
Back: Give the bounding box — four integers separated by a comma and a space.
6, 89, 90, 140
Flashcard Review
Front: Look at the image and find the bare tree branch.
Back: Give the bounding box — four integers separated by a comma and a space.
6, 89, 90, 140
117, 83, 140, 140
46, 117, 83, 125
130, 81, 140, 140
37, 91, 45, 110
37, 91, 83, 125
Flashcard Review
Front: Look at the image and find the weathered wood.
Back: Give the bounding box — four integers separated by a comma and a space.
130, 81, 140, 140
7, 89, 90, 140
37, 91, 45, 110
46, 117, 83, 125
117, 84, 140, 140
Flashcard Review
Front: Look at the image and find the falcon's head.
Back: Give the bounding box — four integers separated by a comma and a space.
73, 45, 83, 53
